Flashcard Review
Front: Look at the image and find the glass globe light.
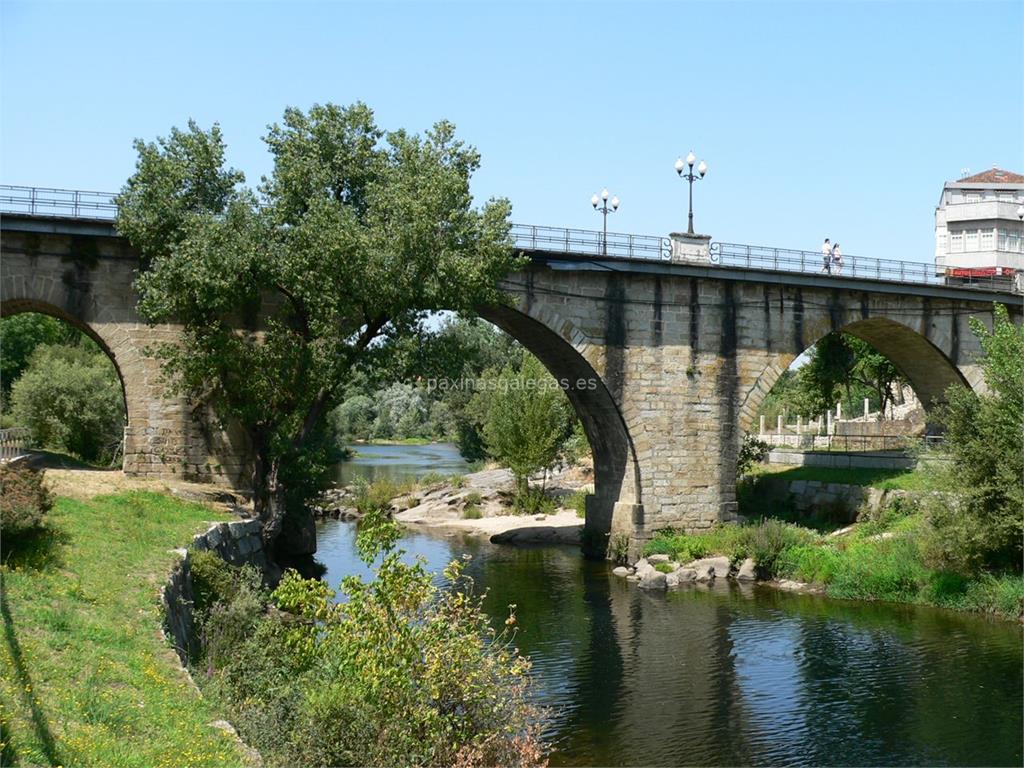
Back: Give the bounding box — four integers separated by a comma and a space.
686, 151, 696, 167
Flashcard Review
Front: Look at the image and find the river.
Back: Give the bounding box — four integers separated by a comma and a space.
322, 443, 1023, 767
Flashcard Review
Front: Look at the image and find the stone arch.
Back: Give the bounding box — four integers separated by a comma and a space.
0, 298, 130, 466
738, 316, 975, 434
477, 302, 642, 537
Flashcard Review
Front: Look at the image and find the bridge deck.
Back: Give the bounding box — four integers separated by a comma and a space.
2, 184, 1019, 299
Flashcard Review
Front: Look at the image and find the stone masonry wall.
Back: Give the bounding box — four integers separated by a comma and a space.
161, 518, 267, 664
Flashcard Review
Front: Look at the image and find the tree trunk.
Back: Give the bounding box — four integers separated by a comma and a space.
251, 442, 286, 545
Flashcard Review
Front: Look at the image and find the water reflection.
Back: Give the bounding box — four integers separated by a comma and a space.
315, 520, 1023, 767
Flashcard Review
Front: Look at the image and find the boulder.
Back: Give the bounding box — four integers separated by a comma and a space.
666, 567, 696, 588
736, 557, 757, 581
634, 560, 657, 581
612, 566, 630, 577
686, 555, 731, 582
637, 571, 667, 590
647, 553, 671, 564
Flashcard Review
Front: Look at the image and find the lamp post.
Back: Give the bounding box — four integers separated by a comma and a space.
674, 151, 708, 235
591, 188, 620, 255
1017, 204, 1024, 222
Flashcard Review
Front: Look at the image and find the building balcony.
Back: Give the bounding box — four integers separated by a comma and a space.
936, 248, 1024, 271
943, 200, 1024, 224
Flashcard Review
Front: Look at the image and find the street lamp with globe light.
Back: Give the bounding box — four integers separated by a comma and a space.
675, 151, 708, 235
592, 188, 620, 255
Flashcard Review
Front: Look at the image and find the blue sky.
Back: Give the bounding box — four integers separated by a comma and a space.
2, 1, 1021, 264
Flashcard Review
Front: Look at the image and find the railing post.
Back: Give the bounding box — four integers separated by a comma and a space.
30, 186, 36, 215
900, 262, 904, 281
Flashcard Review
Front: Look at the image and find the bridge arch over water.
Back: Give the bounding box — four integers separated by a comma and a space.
2, 186, 1019, 550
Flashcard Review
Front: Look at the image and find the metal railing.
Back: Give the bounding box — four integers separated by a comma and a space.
1, 184, 1017, 292
510, 223, 670, 260
0, 184, 118, 219
710, 241, 1018, 292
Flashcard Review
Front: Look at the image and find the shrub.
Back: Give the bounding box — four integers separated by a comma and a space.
743, 519, 816, 578
564, 490, 588, 519
512, 487, 556, 516
737, 434, 771, 477
654, 562, 675, 574
778, 543, 842, 583
10, 342, 125, 464
464, 491, 483, 505
462, 504, 482, 520
203, 515, 548, 767
0, 464, 53, 539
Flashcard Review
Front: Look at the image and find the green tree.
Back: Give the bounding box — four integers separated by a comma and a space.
926, 303, 1023, 573
11, 343, 125, 463
482, 355, 572, 499
115, 103, 519, 547
0, 314, 66, 398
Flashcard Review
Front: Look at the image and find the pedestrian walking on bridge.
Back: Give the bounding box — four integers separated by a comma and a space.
831, 242, 843, 275
821, 238, 832, 274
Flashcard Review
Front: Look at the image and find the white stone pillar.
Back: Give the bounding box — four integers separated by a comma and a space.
759, 414, 766, 437
669, 232, 712, 263
776, 415, 783, 438
836, 402, 842, 420
796, 416, 803, 434
827, 410, 834, 435
864, 398, 870, 419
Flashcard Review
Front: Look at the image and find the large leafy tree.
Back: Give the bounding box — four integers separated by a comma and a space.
927, 303, 1023, 573
116, 103, 518, 548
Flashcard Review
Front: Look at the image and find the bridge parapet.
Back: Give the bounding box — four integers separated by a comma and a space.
2, 184, 1017, 294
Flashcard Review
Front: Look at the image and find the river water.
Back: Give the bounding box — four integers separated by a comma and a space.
322, 444, 1023, 767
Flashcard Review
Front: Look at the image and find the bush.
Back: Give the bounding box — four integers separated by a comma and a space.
10, 342, 125, 464
462, 504, 482, 520
0, 464, 53, 539
737, 434, 771, 477
512, 487, 556, 516
564, 490, 588, 519
189, 551, 267, 672
778, 543, 842, 583
464, 491, 483, 505
654, 562, 675, 574
201, 516, 548, 767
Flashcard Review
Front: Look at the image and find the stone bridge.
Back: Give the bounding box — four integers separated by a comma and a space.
2, 207, 1019, 550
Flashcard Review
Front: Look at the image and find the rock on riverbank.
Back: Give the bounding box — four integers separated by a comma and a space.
316, 465, 591, 546
616, 553, 823, 594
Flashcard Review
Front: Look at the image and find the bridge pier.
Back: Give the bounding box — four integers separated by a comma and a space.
3, 209, 1015, 560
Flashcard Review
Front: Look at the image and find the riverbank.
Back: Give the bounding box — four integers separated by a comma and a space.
0, 490, 255, 767
631, 511, 1024, 621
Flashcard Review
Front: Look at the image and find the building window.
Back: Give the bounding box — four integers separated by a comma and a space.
950, 231, 964, 253
964, 229, 979, 251
980, 228, 994, 250
965, 190, 981, 203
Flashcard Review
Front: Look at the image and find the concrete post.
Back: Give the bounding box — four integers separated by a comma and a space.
776, 414, 783, 438
864, 398, 870, 419
827, 410, 834, 435
796, 415, 803, 434
836, 402, 842, 420
759, 414, 766, 437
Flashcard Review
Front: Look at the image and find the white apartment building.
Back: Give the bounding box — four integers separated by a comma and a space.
934, 167, 1024, 273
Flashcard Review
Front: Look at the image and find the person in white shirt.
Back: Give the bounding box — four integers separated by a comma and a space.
821, 238, 832, 273
831, 243, 843, 275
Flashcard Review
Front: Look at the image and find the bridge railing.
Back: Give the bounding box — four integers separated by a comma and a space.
510, 223, 671, 260
1, 184, 1017, 293
709, 241, 1018, 292
0, 184, 118, 219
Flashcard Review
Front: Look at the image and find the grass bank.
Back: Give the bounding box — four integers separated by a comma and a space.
750, 464, 931, 490
0, 491, 253, 767
644, 513, 1024, 621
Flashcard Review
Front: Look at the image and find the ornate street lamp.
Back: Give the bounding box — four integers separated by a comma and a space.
675, 151, 708, 235
591, 188, 620, 256
1017, 204, 1024, 221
